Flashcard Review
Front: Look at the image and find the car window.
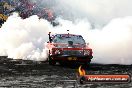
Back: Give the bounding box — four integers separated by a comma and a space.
52, 34, 85, 44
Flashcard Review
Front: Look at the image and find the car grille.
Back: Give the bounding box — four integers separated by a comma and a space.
63, 50, 83, 55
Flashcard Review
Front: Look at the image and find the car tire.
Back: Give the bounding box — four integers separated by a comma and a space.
59, 61, 64, 66
49, 56, 56, 65
84, 60, 91, 69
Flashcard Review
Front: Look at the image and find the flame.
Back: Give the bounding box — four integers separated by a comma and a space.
78, 65, 86, 76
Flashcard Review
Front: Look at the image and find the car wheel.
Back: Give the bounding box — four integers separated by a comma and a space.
59, 61, 64, 66
84, 60, 91, 69
49, 56, 56, 65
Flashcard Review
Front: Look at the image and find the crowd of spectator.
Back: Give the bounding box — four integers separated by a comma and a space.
0, 0, 58, 27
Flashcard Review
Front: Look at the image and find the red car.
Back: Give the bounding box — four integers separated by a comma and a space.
46, 32, 93, 66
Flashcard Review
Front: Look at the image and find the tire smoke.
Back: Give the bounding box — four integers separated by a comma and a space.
0, 0, 132, 65
0, 13, 51, 61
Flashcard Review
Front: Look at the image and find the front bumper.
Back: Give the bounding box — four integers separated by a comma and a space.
50, 54, 93, 62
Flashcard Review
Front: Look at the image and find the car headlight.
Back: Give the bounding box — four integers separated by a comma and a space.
78, 50, 83, 55
55, 49, 61, 54
84, 50, 90, 55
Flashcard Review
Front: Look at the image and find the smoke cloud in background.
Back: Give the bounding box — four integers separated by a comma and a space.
0, 13, 51, 61
56, 0, 132, 27
0, 0, 132, 64
88, 17, 132, 65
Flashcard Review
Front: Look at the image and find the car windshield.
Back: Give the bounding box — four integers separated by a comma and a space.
52, 34, 86, 45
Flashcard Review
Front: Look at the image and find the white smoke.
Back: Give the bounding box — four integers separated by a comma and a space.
57, 0, 132, 26
88, 17, 132, 65
0, 0, 132, 65
0, 13, 51, 61
0, 13, 132, 64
